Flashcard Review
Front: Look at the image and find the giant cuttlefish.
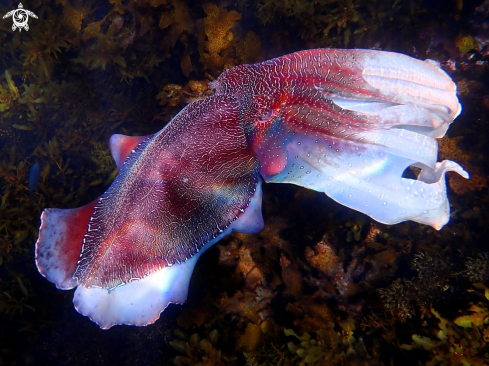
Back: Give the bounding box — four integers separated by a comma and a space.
35, 48, 468, 329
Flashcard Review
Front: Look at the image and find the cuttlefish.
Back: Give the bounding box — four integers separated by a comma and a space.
35, 48, 468, 329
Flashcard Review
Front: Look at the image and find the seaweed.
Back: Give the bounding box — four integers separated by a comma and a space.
170, 328, 236, 366
401, 298, 489, 366
284, 319, 373, 365
200, 3, 242, 74
463, 253, 489, 284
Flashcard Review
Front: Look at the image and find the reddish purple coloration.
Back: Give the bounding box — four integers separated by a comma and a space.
35, 48, 466, 328
74, 95, 259, 290
212, 49, 459, 179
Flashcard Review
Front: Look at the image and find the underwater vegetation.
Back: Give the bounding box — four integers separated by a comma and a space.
0, 0, 488, 365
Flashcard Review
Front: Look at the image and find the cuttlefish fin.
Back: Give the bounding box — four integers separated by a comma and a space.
35, 199, 98, 289
109, 134, 154, 169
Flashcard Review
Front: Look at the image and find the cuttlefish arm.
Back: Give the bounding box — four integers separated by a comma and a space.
213, 48, 468, 229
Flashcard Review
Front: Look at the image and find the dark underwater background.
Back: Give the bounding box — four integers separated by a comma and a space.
0, 0, 489, 364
